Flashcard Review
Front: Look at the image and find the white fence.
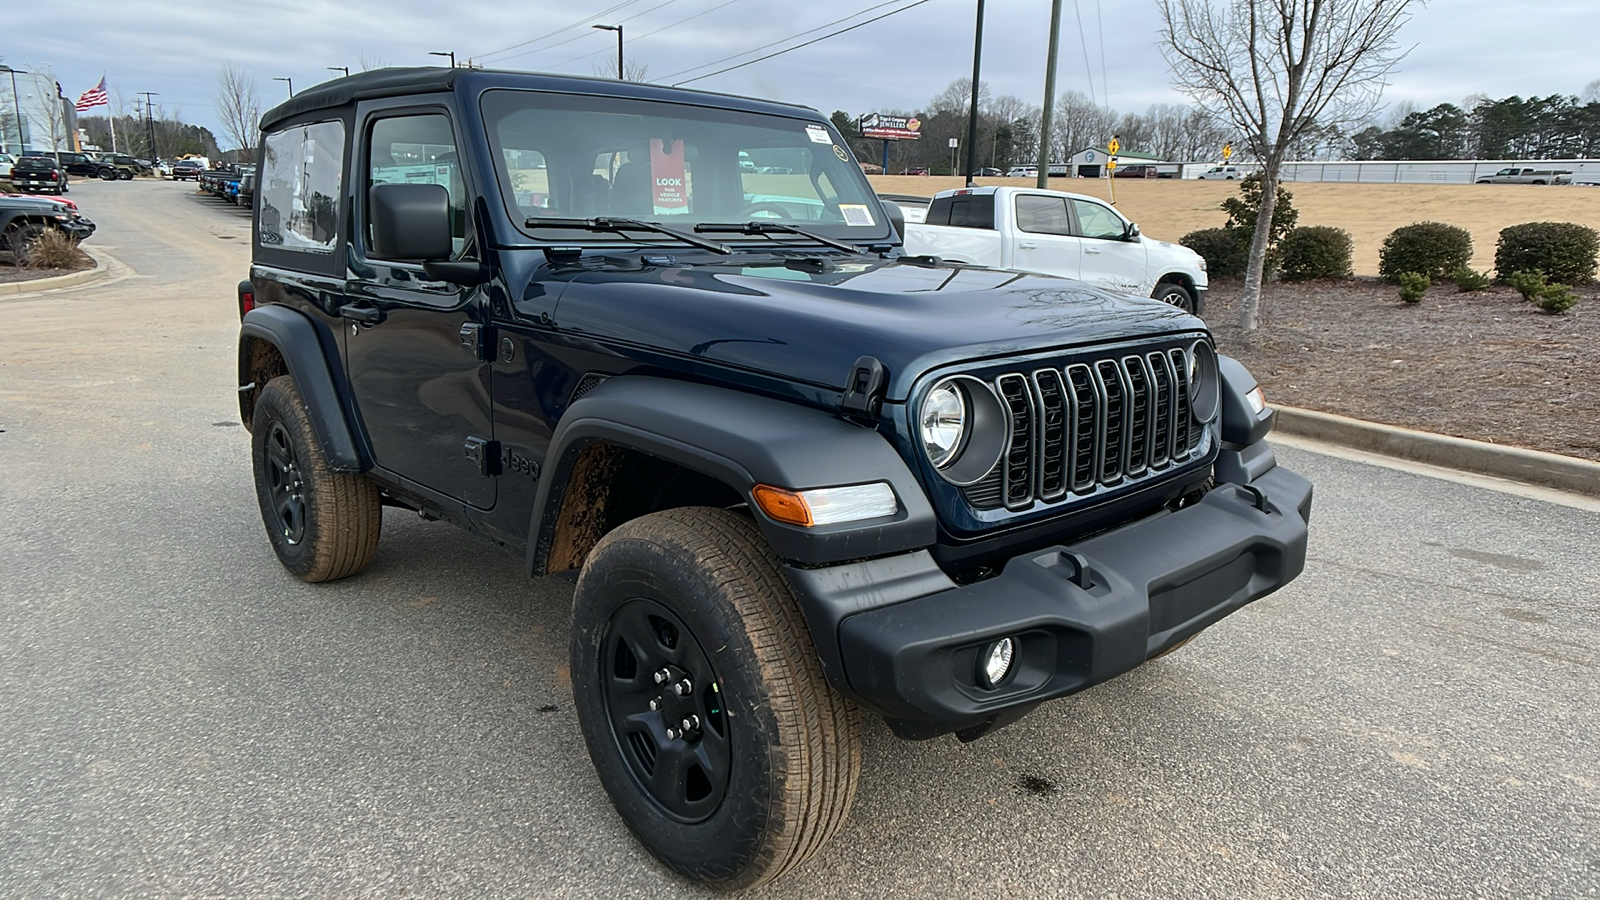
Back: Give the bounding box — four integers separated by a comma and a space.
1177, 159, 1600, 184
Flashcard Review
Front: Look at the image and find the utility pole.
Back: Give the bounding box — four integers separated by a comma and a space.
429, 51, 456, 68
592, 24, 624, 80
1035, 0, 1064, 189
1, 65, 29, 154
962, 0, 986, 185
138, 91, 158, 160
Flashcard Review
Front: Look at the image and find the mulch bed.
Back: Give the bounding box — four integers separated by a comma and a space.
0, 250, 95, 285
1207, 277, 1600, 462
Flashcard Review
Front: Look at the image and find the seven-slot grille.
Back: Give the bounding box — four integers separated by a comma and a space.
965, 347, 1204, 511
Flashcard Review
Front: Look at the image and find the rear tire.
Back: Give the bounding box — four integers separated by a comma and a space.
571, 507, 861, 890
8, 223, 48, 261
250, 375, 381, 582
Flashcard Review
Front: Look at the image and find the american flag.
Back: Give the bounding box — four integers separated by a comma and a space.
75, 77, 109, 112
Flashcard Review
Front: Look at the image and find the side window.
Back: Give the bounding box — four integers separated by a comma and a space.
259, 120, 345, 254
1014, 195, 1070, 235
366, 114, 466, 258
1071, 199, 1126, 240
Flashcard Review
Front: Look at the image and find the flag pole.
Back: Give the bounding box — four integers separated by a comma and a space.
108, 78, 118, 152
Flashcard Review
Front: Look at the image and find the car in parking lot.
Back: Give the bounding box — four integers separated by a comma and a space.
1197, 165, 1243, 180
1, 193, 95, 259
171, 160, 204, 181
233, 66, 1309, 891
9, 155, 69, 193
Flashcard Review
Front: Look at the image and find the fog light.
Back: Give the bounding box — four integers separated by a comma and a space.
980, 638, 1015, 688
1245, 385, 1267, 415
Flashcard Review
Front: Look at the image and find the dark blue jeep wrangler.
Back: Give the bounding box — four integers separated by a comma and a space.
236, 67, 1311, 890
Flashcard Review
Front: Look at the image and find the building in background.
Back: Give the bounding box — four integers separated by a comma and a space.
0, 66, 78, 154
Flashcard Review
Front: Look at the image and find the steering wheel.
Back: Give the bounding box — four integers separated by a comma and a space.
741, 202, 792, 220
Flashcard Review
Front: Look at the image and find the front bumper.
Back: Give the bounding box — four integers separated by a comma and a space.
786, 460, 1311, 738
1193, 285, 1209, 317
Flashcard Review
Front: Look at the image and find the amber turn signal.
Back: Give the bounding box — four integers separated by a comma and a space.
751, 485, 812, 527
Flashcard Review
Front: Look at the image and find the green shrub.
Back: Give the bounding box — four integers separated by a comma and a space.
1494, 222, 1598, 284
1180, 227, 1249, 278
1278, 225, 1353, 281
1220, 173, 1298, 273
1397, 272, 1429, 304
1379, 222, 1473, 283
1505, 270, 1579, 313
1452, 267, 1491, 292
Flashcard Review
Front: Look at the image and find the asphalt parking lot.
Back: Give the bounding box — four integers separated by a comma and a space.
1, 179, 1596, 899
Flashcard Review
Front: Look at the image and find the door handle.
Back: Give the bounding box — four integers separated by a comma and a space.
1017, 242, 1038, 250
339, 304, 384, 325
1085, 246, 1103, 254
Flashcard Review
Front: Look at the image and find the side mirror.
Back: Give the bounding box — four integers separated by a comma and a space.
880, 199, 906, 240
370, 182, 452, 261
1125, 221, 1141, 240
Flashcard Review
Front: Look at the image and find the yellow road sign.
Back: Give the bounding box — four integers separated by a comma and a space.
1222, 142, 1233, 160
1107, 156, 1118, 170
1108, 137, 1121, 155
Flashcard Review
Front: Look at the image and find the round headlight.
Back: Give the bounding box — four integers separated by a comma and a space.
1188, 340, 1220, 423
920, 380, 967, 468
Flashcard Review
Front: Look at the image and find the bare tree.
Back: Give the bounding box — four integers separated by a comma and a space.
215, 64, 261, 154
357, 51, 389, 73
1052, 90, 1115, 161
1159, 0, 1414, 329
1583, 79, 1600, 104
592, 58, 651, 82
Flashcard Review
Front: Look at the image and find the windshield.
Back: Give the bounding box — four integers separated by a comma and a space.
481, 89, 891, 244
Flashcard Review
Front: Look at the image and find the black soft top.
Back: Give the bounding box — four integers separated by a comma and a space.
258, 66, 817, 132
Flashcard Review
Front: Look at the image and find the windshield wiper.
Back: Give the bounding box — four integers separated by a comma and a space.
524, 216, 730, 254
693, 221, 860, 253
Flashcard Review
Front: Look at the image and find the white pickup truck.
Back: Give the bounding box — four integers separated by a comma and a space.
895, 186, 1210, 314
1475, 167, 1573, 185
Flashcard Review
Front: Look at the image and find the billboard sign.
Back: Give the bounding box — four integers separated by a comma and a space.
859, 113, 922, 141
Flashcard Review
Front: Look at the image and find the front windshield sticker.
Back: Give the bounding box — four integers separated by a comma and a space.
833, 144, 850, 162
805, 125, 831, 144
838, 203, 874, 227
650, 138, 688, 215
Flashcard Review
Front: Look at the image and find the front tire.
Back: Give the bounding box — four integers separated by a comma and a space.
250, 375, 381, 582
571, 507, 862, 890
1153, 281, 1196, 313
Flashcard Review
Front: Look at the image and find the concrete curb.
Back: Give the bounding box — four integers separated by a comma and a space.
0, 247, 107, 296
1273, 406, 1600, 497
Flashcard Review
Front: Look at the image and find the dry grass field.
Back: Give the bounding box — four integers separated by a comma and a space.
869, 175, 1600, 276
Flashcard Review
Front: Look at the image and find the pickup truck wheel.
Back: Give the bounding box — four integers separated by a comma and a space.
571, 507, 862, 890
1153, 282, 1196, 313
98, 168, 116, 181
250, 375, 381, 582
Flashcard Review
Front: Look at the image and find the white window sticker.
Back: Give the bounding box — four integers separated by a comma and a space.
839, 203, 874, 227
805, 125, 832, 144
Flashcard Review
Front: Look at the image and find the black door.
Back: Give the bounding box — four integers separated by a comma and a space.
343, 106, 496, 510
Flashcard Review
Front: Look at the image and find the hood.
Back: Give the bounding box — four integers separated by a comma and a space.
550, 254, 1203, 400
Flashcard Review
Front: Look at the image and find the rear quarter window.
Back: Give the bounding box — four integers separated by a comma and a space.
258, 120, 346, 255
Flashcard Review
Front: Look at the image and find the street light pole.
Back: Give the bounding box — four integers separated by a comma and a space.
273, 76, 293, 97
429, 51, 456, 68
1, 65, 29, 154
592, 24, 623, 80
1035, 0, 1064, 189
138, 91, 158, 160
962, 0, 986, 186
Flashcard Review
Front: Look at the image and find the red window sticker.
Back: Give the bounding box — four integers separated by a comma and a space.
650, 138, 688, 214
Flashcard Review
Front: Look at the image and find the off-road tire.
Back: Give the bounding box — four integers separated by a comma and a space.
571, 507, 862, 891
250, 375, 381, 582
98, 167, 116, 181
8, 223, 48, 261
1153, 281, 1196, 313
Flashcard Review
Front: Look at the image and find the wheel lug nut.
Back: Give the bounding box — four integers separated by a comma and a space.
675, 678, 692, 696
648, 698, 660, 711
681, 715, 699, 732
665, 727, 680, 740
653, 668, 671, 684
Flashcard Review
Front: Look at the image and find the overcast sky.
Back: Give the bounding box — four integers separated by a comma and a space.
9, 0, 1597, 151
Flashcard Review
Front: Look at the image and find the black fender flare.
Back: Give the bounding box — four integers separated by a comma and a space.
527, 376, 937, 573
239, 305, 365, 472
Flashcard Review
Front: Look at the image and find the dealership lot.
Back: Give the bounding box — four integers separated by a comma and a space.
1, 180, 1595, 898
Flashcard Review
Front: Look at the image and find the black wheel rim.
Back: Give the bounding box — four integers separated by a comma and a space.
1160, 288, 1194, 313
265, 421, 306, 545
601, 598, 731, 823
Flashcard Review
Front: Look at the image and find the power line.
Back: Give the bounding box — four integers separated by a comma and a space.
546, 0, 747, 71
1070, 0, 1097, 108
506, 0, 687, 66
673, 0, 938, 86
661, 0, 910, 83
1094, 0, 1109, 112
475, 0, 646, 63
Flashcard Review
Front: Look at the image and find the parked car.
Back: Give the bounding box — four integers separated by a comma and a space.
1, 193, 95, 258
93, 152, 147, 177
234, 66, 1308, 890
901, 166, 930, 175
9, 155, 69, 193
899, 185, 1209, 314
35, 151, 121, 181
0, 152, 14, 179
1475, 167, 1573, 185
236, 170, 256, 208
1114, 164, 1160, 179
171, 160, 204, 181
976, 167, 1002, 177
1196, 165, 1242, 180
1004, 165, 1038, 178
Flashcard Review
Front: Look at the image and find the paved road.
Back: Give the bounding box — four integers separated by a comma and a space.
2, 180, 1596, 899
